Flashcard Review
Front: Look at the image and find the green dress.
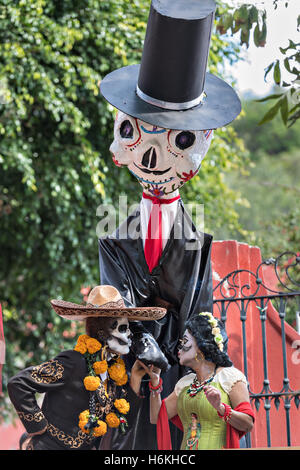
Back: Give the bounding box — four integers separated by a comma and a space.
175, 367, 247, 450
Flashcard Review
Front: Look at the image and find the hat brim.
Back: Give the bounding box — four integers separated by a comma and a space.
100, 64, 241, 131
50, 299, 166, 322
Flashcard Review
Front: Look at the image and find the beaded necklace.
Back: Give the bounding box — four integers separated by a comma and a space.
187, 367, 217, 397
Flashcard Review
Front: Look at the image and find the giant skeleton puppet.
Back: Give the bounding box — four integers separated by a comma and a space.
99, 0, 241, 450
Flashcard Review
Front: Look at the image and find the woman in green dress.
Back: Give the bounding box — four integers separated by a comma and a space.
130, 312, 254, 450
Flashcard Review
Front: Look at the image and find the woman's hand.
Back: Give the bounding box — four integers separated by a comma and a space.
143, 363, 161, 388
204, 382, 254, 433
130, 360, 161, 395
133, 360, 161, 387
131, 359, 150, 380
203, 385, 225, 415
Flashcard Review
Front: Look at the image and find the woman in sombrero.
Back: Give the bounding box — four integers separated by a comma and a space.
7, 285, 166, 450
130, 312, 255, 450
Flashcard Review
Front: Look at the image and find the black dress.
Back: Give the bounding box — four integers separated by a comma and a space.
98, 200, 213, 450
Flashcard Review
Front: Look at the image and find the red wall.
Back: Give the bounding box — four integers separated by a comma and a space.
212, 240, 300, 448
0, 420, 24, 450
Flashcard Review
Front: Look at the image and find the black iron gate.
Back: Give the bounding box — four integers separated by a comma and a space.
213, 251, 300, 448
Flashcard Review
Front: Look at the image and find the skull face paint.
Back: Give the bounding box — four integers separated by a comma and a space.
110, 111, 213, 197
177, 329, 199, 367
106, 317, 132, 356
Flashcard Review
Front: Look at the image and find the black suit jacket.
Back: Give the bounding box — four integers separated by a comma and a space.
99, 201, 213, 363
98, 201, 213, 449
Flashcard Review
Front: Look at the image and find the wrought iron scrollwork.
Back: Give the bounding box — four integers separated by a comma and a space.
273, 252, 300, 292
213, 251, 300, 300
212, 250, 300, 447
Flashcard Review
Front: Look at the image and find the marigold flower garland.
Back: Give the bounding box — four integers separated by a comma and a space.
74, 334, 130, 437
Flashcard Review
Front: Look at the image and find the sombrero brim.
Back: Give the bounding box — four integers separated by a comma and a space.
50, 299, 166, 322
100, 64, 241, 131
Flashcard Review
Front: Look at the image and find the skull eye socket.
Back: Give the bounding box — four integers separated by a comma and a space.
120, 120, 134, 139
175, 131, 195, 150
118, 324, 128, 333
111, 320, 118, 330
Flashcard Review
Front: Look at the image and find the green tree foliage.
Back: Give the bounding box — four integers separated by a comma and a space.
225, 98, 300, 327
226, 97, 300, 254
255, 36, 300, 128
0, 0, 150, 420
234, 92, 300, 158
218, 1, 299, 127
0, 0, 245, 421
0, 0, 296, 421
266, 0, 300, 127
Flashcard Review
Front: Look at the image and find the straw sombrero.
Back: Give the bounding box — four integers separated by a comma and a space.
50, 285, 166, 321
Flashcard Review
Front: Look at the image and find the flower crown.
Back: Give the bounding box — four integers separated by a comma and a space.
199, 312, 224, 352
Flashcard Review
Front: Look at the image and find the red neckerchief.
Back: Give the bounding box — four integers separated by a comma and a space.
142, 192, 181, 272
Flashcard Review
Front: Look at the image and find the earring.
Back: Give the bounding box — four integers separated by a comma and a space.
195, 351, 204, 362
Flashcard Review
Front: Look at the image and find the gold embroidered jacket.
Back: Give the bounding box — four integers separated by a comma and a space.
7, 350, 140, 450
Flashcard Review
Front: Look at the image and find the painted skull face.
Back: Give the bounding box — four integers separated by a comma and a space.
106, 317, 132, 356
110, 111, 213, 197
177, 329, 199, 366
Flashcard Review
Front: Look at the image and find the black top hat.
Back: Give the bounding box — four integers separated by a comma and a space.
100, 0, 241, 131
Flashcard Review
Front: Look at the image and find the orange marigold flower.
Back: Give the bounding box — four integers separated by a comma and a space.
93, 360, 108, 375
77, 334, 90, 344
86, 338, 102, 354
114, 398, 130, 415
74, 342, 87, 355
115, 373, 128, 386
79, 410, 90, 422
108, 362, 126, 382
106, 412, 120, 428
116, 357, 125, 367
93, 420, 107, 437
78, 418, 89, 434
83, 375, 100, 391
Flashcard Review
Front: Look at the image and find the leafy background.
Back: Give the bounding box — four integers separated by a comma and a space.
0, 0, 299, 421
